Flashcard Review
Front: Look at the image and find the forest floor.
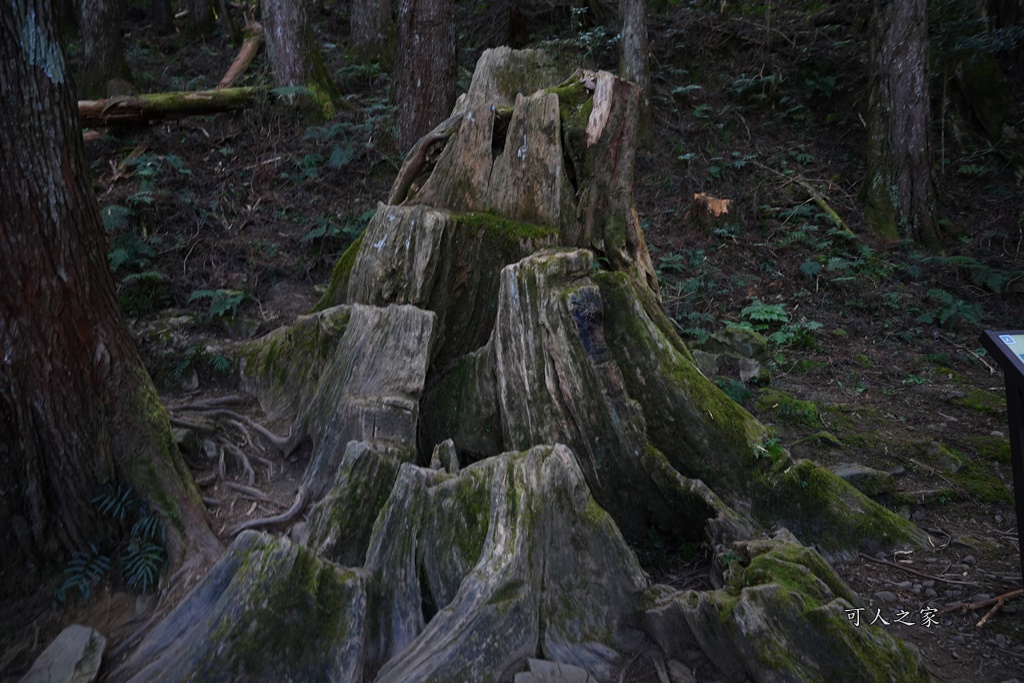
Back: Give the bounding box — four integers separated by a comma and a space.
4, 2, 1024, 682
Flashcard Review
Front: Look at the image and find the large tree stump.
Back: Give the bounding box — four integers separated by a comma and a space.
114, 49, 934, 683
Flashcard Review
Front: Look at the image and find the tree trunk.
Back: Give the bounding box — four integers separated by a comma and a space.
263, 0, 339, 118
350, 0, 395, 63
396, 0, 456, 152
151, 0, 174, 35
79, 0, 132, 98
864, 0, 941, 250
619, 0, 650, 142
0, 0, 219, 597
186, 0, 215, 36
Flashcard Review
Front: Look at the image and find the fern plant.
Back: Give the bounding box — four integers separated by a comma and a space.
55, 483, 167, 605
189, 288, 247, 319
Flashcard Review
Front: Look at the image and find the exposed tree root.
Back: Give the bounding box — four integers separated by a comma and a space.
226, 485, 308, 536
168, 398, 304, 498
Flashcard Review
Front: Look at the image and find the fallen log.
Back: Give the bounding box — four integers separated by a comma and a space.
78, 87, 264, 127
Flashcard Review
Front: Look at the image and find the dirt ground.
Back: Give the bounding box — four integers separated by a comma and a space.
3, 2, 1024, 681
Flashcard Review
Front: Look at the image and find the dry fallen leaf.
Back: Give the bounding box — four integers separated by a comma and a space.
692, 192, 731, 216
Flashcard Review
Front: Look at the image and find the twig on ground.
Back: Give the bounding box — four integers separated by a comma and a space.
940, 588, 1024, 626
858, 553, 980, 586
936, 333, 995, 374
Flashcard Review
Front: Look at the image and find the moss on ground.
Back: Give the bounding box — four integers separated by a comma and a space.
950, 388, 1006, 419
755, 388, 821, 429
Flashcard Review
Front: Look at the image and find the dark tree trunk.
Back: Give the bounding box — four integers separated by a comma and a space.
350, 0, 395, 63
396, 0, 456, 152
988, 0, 1023, 65
187, 0, 215, 36
263, 0, 339, 117
152, 0, 174, 35
864, 0, 941, 250
619, 0, 650, 142
80, 0, 132, 98
0, 0, 219, 597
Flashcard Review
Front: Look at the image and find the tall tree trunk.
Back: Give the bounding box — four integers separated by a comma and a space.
263, 0, 339, 118
619, 0, 650, 142
187, 0, 215, 36
864, 0, 941, 250
80, 0, 132, 98
396, 0, 456, 152
350, 0, 395, 63
0, 0, 219, 597
152, 0, 174, 36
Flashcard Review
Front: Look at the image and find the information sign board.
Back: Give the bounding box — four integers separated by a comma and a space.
979, 330, 1024, 581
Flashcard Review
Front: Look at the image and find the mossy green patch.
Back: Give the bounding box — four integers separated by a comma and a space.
951, 460, 1013, 504
452, 211, 558, 246
962, 434, 1011, 463
755, 388, 821, 429
759, 460, 922, 556
950, 388, 1005, 419
312, 230, 364, 312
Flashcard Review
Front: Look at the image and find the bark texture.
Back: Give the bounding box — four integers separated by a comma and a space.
151, 0, 174, 35
618, 0, 650, 140
0, 0, 218, 596
864, 0, 941, 250
396, 0, 456, 152
79, 0, 131, 98
263, 0, 339, 116
350, 0, 395, 63
186, 0, 215, 36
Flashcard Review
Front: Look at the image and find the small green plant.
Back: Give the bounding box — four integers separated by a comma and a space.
741, 299, 789, 327
55, 483, 166, 604
174, 344, 232, 380
916, 288, 982, 330
189, 288, 247, 320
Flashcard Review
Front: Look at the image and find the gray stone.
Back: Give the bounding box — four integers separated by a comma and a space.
829, 462, 894, 498
19, 625, 106, 683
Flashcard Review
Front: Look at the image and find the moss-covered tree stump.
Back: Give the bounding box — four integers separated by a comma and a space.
115, 48, 934, 683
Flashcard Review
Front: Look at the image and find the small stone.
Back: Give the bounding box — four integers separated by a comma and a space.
18, 625, 106, 683
950, 635, 967, 646
922, 580, 935, 588
995, 515, 1005, 524
962, 555, 977, 566
924, 588, 937, 599
873, 591, 898, 603
971, 594, 992, 603
911, 509, 928, 522
895, 581, 912, 589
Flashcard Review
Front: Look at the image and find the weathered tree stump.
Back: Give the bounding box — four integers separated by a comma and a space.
114, 48, 933, 683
